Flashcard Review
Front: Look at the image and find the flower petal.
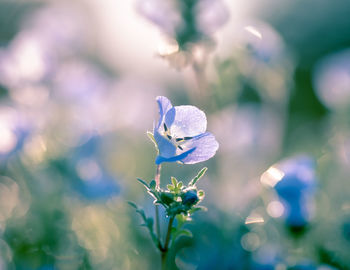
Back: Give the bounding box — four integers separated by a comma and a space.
156, 96, 173, 129
154, 130, 176, 158
179, 132, 219, 164
156, 147, 196, 164
165, 105, 207, 137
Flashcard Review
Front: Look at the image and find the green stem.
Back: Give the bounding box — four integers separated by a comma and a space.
155, 164, 162, 245
164, 216, 174, 251
155, 164, 162, 187
161, 252, 167, 270
161, 216, 175, 270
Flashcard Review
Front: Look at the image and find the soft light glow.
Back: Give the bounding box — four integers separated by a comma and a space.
260, 166, 284, 187
158, 38, 179, 56
192, 45, 206, 63
267, 200, 284, 218
0, 125, 17, 154
244, 26, 262, 39
245, 213, 264, 224
24, 135, 47, 164
10, 35, 47, 83
11, 85, 49, 107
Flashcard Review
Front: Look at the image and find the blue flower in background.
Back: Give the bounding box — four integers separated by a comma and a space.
273, 156, 317, 228
69, 135, 119, 201
153, 96, 219, 164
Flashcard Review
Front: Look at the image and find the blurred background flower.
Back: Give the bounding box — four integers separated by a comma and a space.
261, 156, 317, 231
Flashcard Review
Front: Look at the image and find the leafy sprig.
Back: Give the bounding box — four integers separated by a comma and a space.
129, 167, 208, 250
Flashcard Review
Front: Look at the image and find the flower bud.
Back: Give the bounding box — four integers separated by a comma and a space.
182, 190, 199, 206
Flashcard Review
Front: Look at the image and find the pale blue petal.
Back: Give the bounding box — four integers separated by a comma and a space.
154, 130, 176, 158
156, 96, 173, 129
165, 105, 207, 138
179, 132, 219, 164
156, 147, 196, 164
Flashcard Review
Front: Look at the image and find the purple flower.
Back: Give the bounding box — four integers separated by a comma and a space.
153, 96, 219, 164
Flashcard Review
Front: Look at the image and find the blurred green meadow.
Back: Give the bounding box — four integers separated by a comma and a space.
0, 0, 350, 269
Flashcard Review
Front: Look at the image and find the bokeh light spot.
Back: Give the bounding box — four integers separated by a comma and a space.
241, 232, 260, 251
267, 200, 284, 218
245, 213, 264, 225
260, 166, 284, 187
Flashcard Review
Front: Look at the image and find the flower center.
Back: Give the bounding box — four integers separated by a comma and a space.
163, 123, 193, 151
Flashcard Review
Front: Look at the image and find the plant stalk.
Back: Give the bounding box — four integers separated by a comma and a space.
161, 216, 175, 270
154, 164, 162, 245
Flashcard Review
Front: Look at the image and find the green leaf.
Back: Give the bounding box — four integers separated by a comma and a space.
147, 131, 159, 153
136, 208, 146, 219
171, 176, 178, 186
127, 201, 138, 209
166, 235, 194, 270
136, 178, 149, 189
149, 180, 156, 189
175, 214, 190, 228
146, 217, 154, 227
188, 206, 207, 215
131, 203, 160, 249
171, 227, 193, 243
148, 189, 160, 203
189, 167, 207, 186
177, 181, 183, 189
175, 229, 192, 238
160, 192, 175, 205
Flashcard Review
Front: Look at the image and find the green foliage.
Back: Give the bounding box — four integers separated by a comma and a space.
149, 180, 156, 189
136, 178, 149, 188
127, 201, 160, 248
147, 131, 159, 153
135, 174, 205, 218
166, 234, 194, 270
131, 167, 208, 257
189, 167, 207, 186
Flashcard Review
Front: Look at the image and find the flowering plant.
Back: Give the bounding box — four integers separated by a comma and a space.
129, 96, 218, 269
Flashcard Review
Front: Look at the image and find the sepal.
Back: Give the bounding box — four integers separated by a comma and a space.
189, 167, 207, 186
